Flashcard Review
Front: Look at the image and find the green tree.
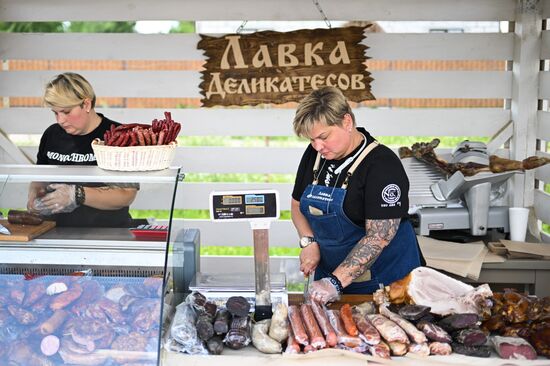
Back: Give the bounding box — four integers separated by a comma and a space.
169, 21, 195, 33
68, 22, 135, 33
0, 22, 64, 32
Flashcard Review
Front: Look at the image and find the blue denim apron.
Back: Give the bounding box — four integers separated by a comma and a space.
299, 142, 421, 294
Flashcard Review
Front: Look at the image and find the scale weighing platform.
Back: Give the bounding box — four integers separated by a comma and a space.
189, 190, 286, 321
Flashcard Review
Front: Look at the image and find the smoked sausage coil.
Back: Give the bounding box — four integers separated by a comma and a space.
300, 304, 326, 349
288, 305, 309, 346
379, 305, 427, 344
352, 308, 381, 345
340, 304, 359, 336
310, 300, 337, 347
368, 314, 409, 344
326, 309, 363, 348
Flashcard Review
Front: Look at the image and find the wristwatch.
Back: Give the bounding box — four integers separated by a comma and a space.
299, 236, 316, 249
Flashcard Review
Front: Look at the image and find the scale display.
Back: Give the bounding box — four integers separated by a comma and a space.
210, 190, 279, 221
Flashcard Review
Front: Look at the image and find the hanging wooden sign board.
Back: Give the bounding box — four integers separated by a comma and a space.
198, 26, 374, 107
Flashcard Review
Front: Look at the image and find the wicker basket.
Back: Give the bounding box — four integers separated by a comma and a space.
91, 139, 177, 171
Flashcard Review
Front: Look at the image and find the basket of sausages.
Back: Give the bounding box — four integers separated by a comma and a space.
92, 111, 180, 171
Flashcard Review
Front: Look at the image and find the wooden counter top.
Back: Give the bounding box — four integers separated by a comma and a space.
288, 293, 373, 308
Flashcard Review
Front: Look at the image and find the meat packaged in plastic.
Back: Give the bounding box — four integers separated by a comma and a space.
429, 341, 452, 355
491, 335, 537, 360
268, 303, 289, 343
224, 315, 251, 349
170, 302, 199, 347
252, 319, 282, 354
368, 314, 409, 344
451, 342, 491, 357
398, 304, 431, 321
453, 328, 487, 346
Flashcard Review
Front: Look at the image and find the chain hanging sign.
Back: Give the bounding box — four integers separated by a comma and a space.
197, 26, 374, 107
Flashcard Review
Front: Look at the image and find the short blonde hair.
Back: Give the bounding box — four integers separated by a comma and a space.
293, 86, 355, 138
43, 72, 96, 109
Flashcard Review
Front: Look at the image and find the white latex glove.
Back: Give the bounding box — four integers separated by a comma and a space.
309, 277, 341, 304
33, 184, 78, 214
27, 183, 48, 213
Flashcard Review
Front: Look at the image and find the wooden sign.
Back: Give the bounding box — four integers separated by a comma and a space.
198, 26, 374, 107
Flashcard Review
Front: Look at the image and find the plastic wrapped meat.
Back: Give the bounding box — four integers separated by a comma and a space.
491, 335, 537, 360
170, 302, 199, 347
268, 303, 289, 343
224, 316, 251, 350
252, 319, 282, 354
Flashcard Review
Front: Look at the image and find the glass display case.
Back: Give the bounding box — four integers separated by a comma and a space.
0, 164, 182, 366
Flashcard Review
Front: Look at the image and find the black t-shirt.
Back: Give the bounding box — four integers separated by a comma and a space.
292, 127, 409, 226
36, 114, 133, 227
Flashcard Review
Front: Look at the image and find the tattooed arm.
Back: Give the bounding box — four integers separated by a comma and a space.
333, 218, 401, 288
80, 185, 138, 210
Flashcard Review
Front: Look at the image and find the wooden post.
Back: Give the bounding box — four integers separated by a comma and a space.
510, 0, 542, 207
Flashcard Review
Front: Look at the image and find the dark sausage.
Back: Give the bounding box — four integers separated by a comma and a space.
136, 129, 146, 146
157, 130, 165, 145
300, 304, 326, 349
150, 131, 158, 145
8, 210, 43, 225
143, 129, 152, 145
326, 309, 363, 347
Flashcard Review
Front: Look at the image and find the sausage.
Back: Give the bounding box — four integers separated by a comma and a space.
326, 309, 363, 347
429, 342, 452, 355
107, 131, 121, 145
143, 129, 152, 145
285, 328, 301, 354
379, 305, 427, 344
136, 129, 146, 146
268, 303, 289, 343
129, 131, 138, 146
407, 342, 430, 357
251, 319, 282, 354
50, 283, 82, 311
157, 130, 165, 145
340, 304, 359, 336
196, 315, 214, 341
40, 335, 60, 356
300, 304, 326, 349
7, 210, 43, 225
368, 340, 391, 359
40, 309, 68, 335
223, 315, 251, 350
213, 309, 231, 335
352, 308, 381, 345
23, 281, 47, 307
368, 314, 409, 344
288, 305, 309, 346
150, 131, 158, 145
226, 296, 250, 317
119, 131, 130, 147
112, 132, 126, 146
310, 300, 337, 347
388, 341, 408, 356
303, 344, 315, 353
206, 335, 224, 355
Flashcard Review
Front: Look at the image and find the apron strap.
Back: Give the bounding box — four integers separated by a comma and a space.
312, 152, 322, 185
342, 141, 379, 190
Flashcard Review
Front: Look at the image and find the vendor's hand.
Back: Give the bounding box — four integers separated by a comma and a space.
308, 277, 341, 304
34, 184, 78, 214
27, 183, 48, 213
300, 243, 320, 276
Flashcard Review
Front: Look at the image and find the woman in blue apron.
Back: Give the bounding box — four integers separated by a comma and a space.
291, 86, 423, 304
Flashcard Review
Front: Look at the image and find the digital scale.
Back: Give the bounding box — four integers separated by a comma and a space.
189, 190, 284, 321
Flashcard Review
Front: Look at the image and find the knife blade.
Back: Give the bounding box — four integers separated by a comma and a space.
0, 223, 11, 235
303, 273, 312, 303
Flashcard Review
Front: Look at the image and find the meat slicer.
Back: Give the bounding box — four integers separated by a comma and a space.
411, 141, 513, 237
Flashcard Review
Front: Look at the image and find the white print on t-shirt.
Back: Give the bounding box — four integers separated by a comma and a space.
46, 151, 96, 163
324, 163, 336, 186
381, 184, 401, 207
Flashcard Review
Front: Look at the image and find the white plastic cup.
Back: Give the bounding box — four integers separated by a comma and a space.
509, 207, 529, 242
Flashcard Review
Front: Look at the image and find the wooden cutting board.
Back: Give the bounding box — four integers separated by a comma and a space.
0, 219, 56, 242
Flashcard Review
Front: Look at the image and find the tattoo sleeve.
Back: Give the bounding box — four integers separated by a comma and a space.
338, 218, 401, 282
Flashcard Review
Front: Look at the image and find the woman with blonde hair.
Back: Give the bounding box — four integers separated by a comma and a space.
28, 72, 138, 227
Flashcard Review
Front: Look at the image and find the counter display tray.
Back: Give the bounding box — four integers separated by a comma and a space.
0, 273, 163, 366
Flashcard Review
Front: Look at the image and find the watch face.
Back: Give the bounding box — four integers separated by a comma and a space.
300, 236, 314, 248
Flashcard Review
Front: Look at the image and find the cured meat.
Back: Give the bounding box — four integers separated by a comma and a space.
389, 267, 493, 317
453, 328, 487, 346
429, 341, 452, 355
438, 313, 480, 332
491, 335, 537, 360
368, 340, 391, 359
225, 296, 250, 317
223, 316, 251, 350
7, 210, 43, 225
368, 314, 409, 344
288, 305, 309, 346
388, 341, 408, 356
284, 328, 301, 354
7, 304, 37, 325
340, 304, 359, 336
196, 315, 214, 341
379, 304, 427, 344
451, 342, 491, 357
407, 342, 430, 357
268, 303, 289, 343
213, 309, 231, 335
206, 335, 224, 355
398, 304, 431, 321
300, 304, 326, 349
251, 319, 282, 354
310, 300, 337, 347
352, 309, 381, 345
326, 309, 363, 347
40, 309, 68, 335
416, 321, 452, 343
